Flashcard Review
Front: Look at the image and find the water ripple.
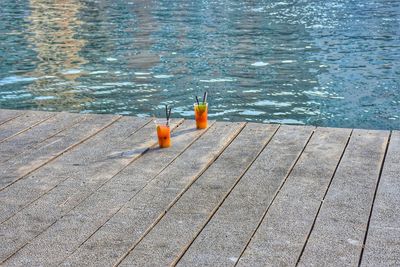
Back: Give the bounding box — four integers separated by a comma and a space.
0, 0, 399, 129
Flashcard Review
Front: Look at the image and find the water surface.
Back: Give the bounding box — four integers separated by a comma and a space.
1, 0, 399, 129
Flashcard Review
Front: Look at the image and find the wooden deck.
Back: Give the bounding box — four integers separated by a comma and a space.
0, 109, 399, 266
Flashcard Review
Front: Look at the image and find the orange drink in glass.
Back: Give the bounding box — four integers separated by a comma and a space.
194, 103, 208, 129
155, 120, 171, 148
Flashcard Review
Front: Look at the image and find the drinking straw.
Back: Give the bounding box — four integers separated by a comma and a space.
195, 96, 200, 106
165, 105, 169, 126
203, 92, 208, 104
164, 105, 172, 126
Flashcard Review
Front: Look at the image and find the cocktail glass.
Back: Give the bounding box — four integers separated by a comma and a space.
194, 102, 208, 129
155, 119, 171, 148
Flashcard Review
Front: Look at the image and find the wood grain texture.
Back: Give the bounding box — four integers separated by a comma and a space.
0, 109, 25, 126
0, 114, 119, 191
3, 120, 208, 266
361, 131, 400, 267
237, 127, 351, 267
0, 110, 54, 142
0, 112, 83, 162
0, 116, 164, 263
119, 123, 279, 266
0, 109, 397, 266
298, 129, 389, 267
61, 122, 244, 267
177, 125, 314, 266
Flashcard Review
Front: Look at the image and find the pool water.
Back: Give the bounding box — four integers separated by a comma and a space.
1, 0, 399, 129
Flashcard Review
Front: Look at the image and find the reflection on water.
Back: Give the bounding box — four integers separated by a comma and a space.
0, 0, 399, 129
25, 0, 90, 110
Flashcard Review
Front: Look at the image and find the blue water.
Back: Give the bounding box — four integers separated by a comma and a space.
0, 0, 399, 129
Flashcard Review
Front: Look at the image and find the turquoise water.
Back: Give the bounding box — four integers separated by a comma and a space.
0, 0, 399, 129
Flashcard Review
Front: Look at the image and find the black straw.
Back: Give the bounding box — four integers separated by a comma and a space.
195, 96, 200, 105
203, 92, 208, 104
165, 105, 172, 126
165, 105, 169, 126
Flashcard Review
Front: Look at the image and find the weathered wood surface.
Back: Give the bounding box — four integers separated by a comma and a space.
233, 127, 351, 266
0, 109, 398, 267
0, 112, 84, 162
297, 129, 389, 267
0, 114, 119, 191
119, 123, 279, 266
0, 110, 25, 126
361, 131, 400, 267
62, 121, 244, 267
6, 120, 210, 266
177, 125, 314, 266
0, 116, 183, 262
0, 111, 54, 142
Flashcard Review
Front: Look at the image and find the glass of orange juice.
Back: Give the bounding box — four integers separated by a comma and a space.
194, 102, 208, 129
155, 119, 171, 148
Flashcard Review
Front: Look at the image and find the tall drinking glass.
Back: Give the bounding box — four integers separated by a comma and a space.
155, 119, 171, 148
194, 103, 208, 129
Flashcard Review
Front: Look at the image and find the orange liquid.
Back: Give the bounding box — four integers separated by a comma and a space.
156, 125, 171, 148
195, 104, 208, 129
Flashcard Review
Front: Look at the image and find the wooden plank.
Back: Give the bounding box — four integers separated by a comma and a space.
236, 127, 351, 266
60, 121, 245, 267
0, 114, 119, 191
0, 109, 25, 125
0, 112, 84, 162
361, 131, 400, 267
2, 120, 213, 266
118, 123, 280, 266
0, 110, 55, 142
176, 125, 314, 266
297, 129, 389, 266
0, 115, 165, 262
